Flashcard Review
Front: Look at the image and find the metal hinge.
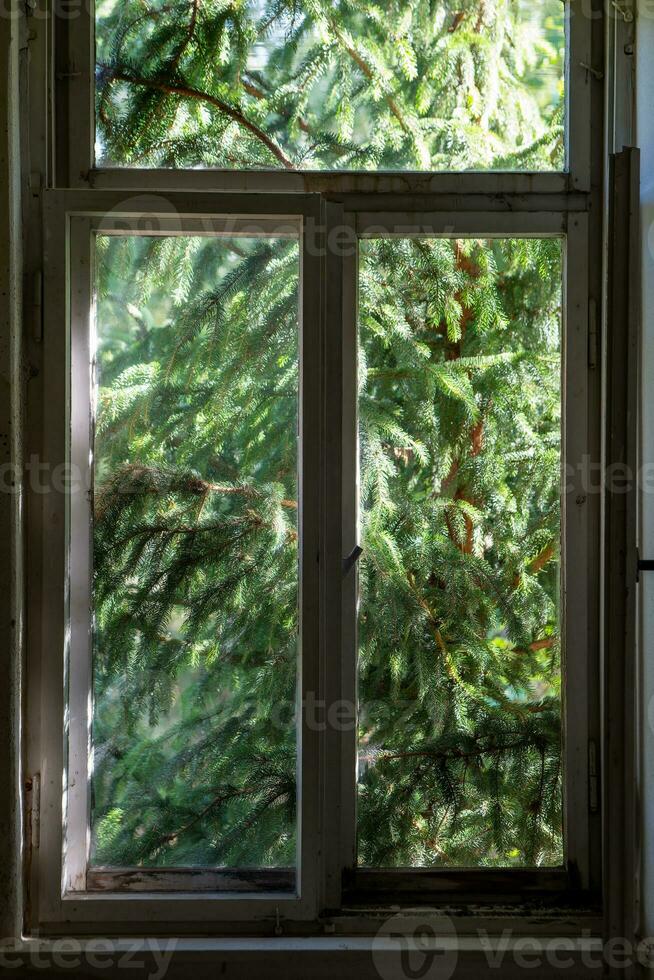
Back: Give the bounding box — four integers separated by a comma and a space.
588, 741, 598, 814
26, 773, 41, 850
611, 0, 634, 22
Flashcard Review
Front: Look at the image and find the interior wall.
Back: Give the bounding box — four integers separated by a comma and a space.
0, 2, 24, 942
638, 0, 654, 945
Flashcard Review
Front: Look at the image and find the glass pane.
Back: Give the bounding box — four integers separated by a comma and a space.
96, 0, 565, 172
90, 234, 299, 869
356, 238, 563, 867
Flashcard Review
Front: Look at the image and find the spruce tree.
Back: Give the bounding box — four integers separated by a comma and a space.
91, 0, 565, 869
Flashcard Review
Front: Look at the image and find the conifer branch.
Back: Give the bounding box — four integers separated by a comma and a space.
98, 65, 297, 169
327, 20, 411, 135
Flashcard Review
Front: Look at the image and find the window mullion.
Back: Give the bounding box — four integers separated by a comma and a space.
339, 222, 359, 885
298, 197, 323, 919
319, 201, 352, 912
65, 216, 94, 894
54, 0, 94, 188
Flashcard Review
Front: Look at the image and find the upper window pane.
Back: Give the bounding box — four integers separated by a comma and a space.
95, 0, 565, 171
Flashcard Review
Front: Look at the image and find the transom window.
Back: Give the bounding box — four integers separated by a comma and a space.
94, 0, 566, 171
27, 0, 601, 935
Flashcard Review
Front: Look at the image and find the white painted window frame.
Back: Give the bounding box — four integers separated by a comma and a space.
23, 0, 607, 937
331, 208, 596, 909
54, 0, 593, 192
33, 193, 323, 932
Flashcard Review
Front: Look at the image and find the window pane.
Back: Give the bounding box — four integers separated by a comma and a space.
356, 238, 563, 868
90, 234, 299, 870
96, 0, 565, 172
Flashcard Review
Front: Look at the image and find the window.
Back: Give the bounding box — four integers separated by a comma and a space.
94, 0, 566, 172
27, 0, 602, 935
88, 227, 300, 884
355, 236, 564, 870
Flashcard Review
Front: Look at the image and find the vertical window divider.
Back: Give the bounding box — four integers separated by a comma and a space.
298, 195, 323, 919
561, 211, 593, 890
339, 214, 359, 890
65, 215, 94, 894
54, 0, 94, 187
319, 200, 348, 914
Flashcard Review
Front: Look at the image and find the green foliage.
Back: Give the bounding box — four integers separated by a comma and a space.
92, 237, 300, 867
91, 234, 563, 870
90, 1, 565, 870
96, 0, 565, 171
357, 238, 562, 866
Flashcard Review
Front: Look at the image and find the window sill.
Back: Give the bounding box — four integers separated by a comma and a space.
8, 932, 608, 980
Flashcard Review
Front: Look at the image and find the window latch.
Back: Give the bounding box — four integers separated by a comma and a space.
343, 545, 363, 574
637, 550, 654, 582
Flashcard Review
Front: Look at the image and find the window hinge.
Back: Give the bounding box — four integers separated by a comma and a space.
26, 773, 41, 850
588, 741, 598, 814
611, 0, 634, 22
588, 298, 598, 369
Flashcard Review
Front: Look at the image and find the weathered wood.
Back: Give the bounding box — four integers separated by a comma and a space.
603, 147, 641, 971
86, 867, 295, 893
342, 868, 577, 907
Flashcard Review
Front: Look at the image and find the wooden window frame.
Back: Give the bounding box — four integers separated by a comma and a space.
23, 0, 608, 938
326, 208, 598, 913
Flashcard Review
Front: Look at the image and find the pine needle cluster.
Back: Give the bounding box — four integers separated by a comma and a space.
96, 0, 564, 171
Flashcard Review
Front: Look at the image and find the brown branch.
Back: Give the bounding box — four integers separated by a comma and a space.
407, 571, 450, 658
170, 0, 200, 72
241, 75, 311, 133
194, 481, 297, 510
382, 740, 529, 764
407, 572, 551, 715
328, 21, 411, 135
512, 541, 556, 590
153, 786, 255, 851
529, 637, 555, 653
98, 65, 296, 170
527, 542, 555, 575
95, 468, 297, 522
511, 636, 558, 657
470, 417, 484, 458
441, 242, 484, 553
